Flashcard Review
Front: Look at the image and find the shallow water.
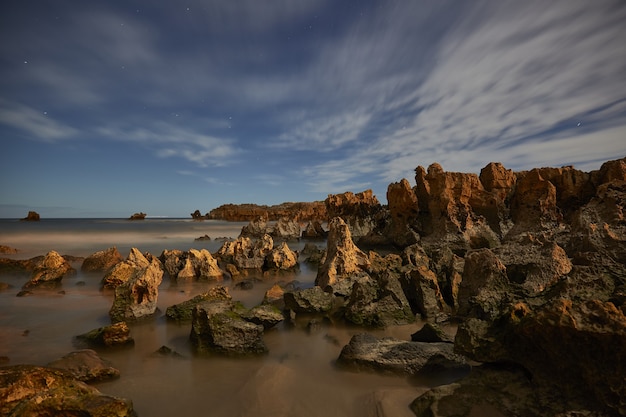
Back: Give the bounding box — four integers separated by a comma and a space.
0, 218, 448, 416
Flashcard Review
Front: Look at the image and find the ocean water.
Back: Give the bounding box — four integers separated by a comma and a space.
0, 218, 440, 416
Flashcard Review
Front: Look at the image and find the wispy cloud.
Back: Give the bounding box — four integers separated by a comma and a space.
0, 100, 78, 141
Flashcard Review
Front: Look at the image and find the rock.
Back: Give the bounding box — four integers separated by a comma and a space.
336, 333, 468, 376
0, 245, 18, 254
75, 322, 134, 347
265, 241, 298, 271
22, 250, 75, 289
153, 345, 184, 358
411, 322, 454, 343
20, 211, 40, 221
159, 249, 184, 278
270, 217, 302, 240
109, 250, 164, 323
208, 201, 327, 222
102, 247, 151, 289
301, 242, 325, 266
165, 286, 231, 322
240, 304, 284, 329
81, 247, 124, 272
47, 349, 120, 382
386, 178, 420, 247
191, 209, 207, 220
194, 234, 211, 241
508, 169, 561, 236
217, 235, 274, 270
284, 286, 333, 314
239, 215, 270, 238
301, 220, 328, 238
0, 282, 10, 291
263, 283, 286, 308
315, 217, 371, 289
0, 365, 135, 416
128, 212, 146, 220
186, 248, 223, 281
402, 265, 448, 320
190, 301, 268, 355
325, 189, 383, 238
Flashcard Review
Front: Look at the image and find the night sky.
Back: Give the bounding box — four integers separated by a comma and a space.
1, 1, 625, 218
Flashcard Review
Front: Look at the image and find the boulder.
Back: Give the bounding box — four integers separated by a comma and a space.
165, 286, 231, 322
128, 212, 146, 220
336, 333, 468, 376
102, 247, 151, 289
75, 322, 134, 347
411, 322, 454, 343
265, 241, 298, 271
218, 234, 274, 270
81, 247, 123, 272
284, 286, 333, 314
47, 349, 120, 382
239, 215, 269, 238
0, 365, 135, 416
315, 217, 370, 289
240, 304, 284, 329
270, 217, 301, 240
109, 250, 163, 323
401, 265, 448, 320
301, 220, 327, 238
22, 250, 75, 289
187, 248, 223, 281
190, 300, 268, 355
159, 249, 184, 278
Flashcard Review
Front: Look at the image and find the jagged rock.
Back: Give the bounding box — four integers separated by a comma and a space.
325, 189, 383, 238
159, 249, 184, 278
165, 286, 231, 322
284, 286, 333, 314
401, 265, 448, 320
81, 247, 123, 272
239, 215, 269, 238
387, 178, 420, 247
102, 248, 151, 289
508, 169, 561, 237
265, 241, 298, 270
191, 209, 206, 220
75, 322, 134, 347
411, 323, 454, 343
109, 250, 163, 323
301, 220, 328, 238
190, 300, 268, 355
187, 249, 223, 281
271, 217, 301, 240
20, 211, 40, 221
315, 217, 370, 289
128, 212, 146, 220
22, 250, 75, 289
47, 349, 120, 382
218, 234, 274, 270
301, 242, 325, 266
263, 284, 286, 308
194, 234, 211, 241
336, 333, 468, 376
0, 365, 135, 416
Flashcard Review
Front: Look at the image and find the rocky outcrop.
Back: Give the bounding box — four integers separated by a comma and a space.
0, 245, 18, 254
109, 249, 163, 323
174, 249, 223, 281
208, 201, 326, 222
22, 250, 75, 289
190, 300, 268, 355
301, 220, 328, 238
386, 178, 420, 247
47, 349, 120, 382
315, 217, 370, 289
191, 209, 207, 220
336, 333, 468, 376
325, 190, 384, 239
102, 248, 152, 289
75, 322, 134, 347
20, 211, 40, 221
239, 216, 302, 240
265, 241, 298, 271
128, 212, 146, 220
217, 234, 274, 270
0, 365, 135, 416
81, 247, 123, 272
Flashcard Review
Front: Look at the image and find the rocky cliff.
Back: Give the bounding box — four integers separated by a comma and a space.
207, 201, 326, 222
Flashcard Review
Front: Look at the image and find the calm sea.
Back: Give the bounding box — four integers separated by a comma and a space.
0, 218, 431, 416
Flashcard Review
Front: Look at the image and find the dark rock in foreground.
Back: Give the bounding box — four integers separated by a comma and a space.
336, 333, 469, 376
0, 365, 135, 416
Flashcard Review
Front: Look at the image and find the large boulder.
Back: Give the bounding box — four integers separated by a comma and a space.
81, 247, 123, 273
22, 250, 75, 289
101, 247, 151, 289
218, 235, 274, 270
109, 250, 163, 323
284, 286, 333, 314
315, 217, 370, 289
264, 241, 298, 271
159, 249, 185, 278
190, 300, 268, 355
336, 333, 468, 376
0, 365, 135, 416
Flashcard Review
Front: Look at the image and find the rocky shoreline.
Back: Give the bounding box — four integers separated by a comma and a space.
1, 156, 625, 416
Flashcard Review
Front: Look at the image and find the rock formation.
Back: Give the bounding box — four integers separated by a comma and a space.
81, 247, 123, 273
239, 216, 302, 240
75, 322, 134, 347
0, 365, 135, 416
20, 211, 40, 221
128, 212, 146, 220
165, 286, 231, 322
208, 201, 326, 222
109, 249, 163, 323
325, 189, 384, 239
22, 250, 75, 289
47, 349, 120, 383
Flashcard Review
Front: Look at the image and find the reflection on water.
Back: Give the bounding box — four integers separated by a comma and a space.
0, 219, 442, 416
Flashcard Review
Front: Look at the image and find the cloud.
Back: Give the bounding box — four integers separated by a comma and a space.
0, 100, 78, 141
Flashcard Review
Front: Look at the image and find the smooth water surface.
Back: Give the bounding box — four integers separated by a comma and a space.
0, 218, 436, 416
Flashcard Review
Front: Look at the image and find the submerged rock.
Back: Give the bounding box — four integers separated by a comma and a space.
165, 286, 231, 322
47, 349, 120, 382
0, 365, 135, 416
76, 322, 134, 347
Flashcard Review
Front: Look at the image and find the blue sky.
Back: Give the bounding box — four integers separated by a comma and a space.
1, 1, 625, 218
